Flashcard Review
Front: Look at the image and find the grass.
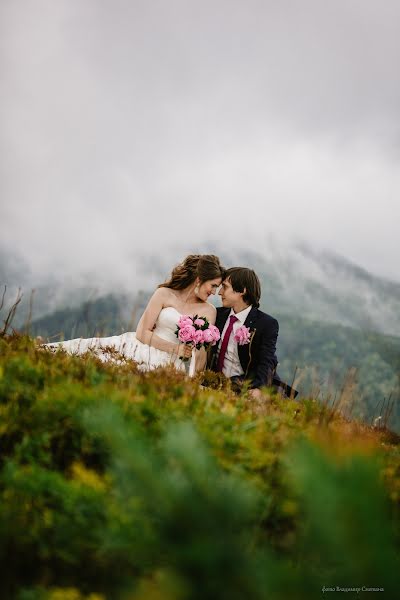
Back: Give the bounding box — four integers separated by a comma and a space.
0, 333, 399, 599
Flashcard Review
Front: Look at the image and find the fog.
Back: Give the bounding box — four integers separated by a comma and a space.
1, 0, 400, 289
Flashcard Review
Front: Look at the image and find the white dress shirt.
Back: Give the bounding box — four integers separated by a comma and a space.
218, 305, 252, 378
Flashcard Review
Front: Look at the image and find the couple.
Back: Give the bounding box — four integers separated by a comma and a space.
46, 254, 292, 398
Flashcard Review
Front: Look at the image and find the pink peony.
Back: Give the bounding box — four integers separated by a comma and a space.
193, 329, 205, 344
209, 325, 221, 344
202, 328, 214, 343
234, 325, 251, 345
178, 315, 193, 328
176, 315, 220, 351
178, 325, 196, 343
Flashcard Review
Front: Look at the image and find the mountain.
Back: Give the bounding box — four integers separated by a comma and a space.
26, 293, 148, 342
220, 242, 400, 337
275, 312, 400, 430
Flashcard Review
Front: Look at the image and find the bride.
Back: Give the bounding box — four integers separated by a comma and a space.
45, 254, 224, 375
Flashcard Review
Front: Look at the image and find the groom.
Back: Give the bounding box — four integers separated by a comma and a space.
208, 267, 297, 399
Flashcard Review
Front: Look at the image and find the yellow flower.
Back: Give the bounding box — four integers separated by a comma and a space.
71, 462, 106, 491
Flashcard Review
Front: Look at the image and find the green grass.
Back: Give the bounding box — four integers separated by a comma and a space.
0, 334, 399, 599
23, 293, 400, 432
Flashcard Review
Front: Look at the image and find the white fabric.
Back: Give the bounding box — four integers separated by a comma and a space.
44, 306, 196, 375
218, 305, 252, 378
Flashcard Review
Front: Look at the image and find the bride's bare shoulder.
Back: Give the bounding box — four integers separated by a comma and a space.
152, 287, 177, 304
148, 287, 170, 305
204, 303, 217, 320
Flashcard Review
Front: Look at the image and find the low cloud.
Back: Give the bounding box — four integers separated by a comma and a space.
1, 0, 399, 286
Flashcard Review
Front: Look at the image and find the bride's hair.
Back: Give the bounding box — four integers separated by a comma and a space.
158, 254, 224, 290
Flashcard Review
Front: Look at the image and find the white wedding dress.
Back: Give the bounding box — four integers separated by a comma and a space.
45, 306, 196, 375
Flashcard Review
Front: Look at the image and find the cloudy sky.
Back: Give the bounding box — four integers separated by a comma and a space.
1, 0, 400, 287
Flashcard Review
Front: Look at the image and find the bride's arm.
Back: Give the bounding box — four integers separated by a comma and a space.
135, 288, 190, 357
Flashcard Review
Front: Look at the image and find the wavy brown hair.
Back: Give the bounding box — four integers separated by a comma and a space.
158, 254, 225, 290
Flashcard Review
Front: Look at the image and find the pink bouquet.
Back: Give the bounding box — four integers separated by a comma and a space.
176, 314, 220, 359
234, 325, 252, 345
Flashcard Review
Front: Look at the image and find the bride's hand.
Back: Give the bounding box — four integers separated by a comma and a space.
178, 343, 193, 359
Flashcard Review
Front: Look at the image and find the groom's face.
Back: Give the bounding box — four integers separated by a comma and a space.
219, 277, 243, 308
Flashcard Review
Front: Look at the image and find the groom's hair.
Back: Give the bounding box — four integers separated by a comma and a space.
223, 267, 261, 308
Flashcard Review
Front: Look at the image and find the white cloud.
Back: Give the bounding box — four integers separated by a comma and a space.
1, 0, 399, 286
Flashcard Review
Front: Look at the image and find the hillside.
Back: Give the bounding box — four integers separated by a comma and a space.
1, 333, 399, 598
2, 243, 399, 432
8, 293, 399, 433
275, 312, 400, 431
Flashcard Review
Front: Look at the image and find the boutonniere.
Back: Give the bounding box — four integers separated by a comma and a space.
234, 325, 255, 345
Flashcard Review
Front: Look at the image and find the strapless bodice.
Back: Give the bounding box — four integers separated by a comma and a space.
152, 306, 182, 344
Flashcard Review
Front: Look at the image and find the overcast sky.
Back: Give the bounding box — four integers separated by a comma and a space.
1, 0, 400, 287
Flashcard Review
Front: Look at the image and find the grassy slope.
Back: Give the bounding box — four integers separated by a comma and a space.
23, 295, 400, 432
1, 334, 400, 599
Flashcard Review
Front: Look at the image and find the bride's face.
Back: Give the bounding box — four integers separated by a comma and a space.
196, 277, 222, 301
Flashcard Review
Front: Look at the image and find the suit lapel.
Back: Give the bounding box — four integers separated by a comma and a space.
209, 307, 230, 369
243, 306, 258, 329
238, 306, 258, 371
216, 307, 230, 333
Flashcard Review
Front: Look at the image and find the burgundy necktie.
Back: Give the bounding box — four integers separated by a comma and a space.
216, 315, 238, 372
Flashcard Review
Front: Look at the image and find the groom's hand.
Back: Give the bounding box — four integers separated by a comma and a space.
248, 388, 262, 400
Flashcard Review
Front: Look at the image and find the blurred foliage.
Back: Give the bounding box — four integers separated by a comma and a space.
0, 334, 400, 599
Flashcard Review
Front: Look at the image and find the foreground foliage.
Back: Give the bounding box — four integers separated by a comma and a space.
0, 335, 399, 599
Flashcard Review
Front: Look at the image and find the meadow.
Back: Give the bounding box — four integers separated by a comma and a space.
0, 333, 399, 599
23, 291, 400, 433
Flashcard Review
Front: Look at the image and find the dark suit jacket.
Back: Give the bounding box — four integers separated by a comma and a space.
209, 306, 279, 389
